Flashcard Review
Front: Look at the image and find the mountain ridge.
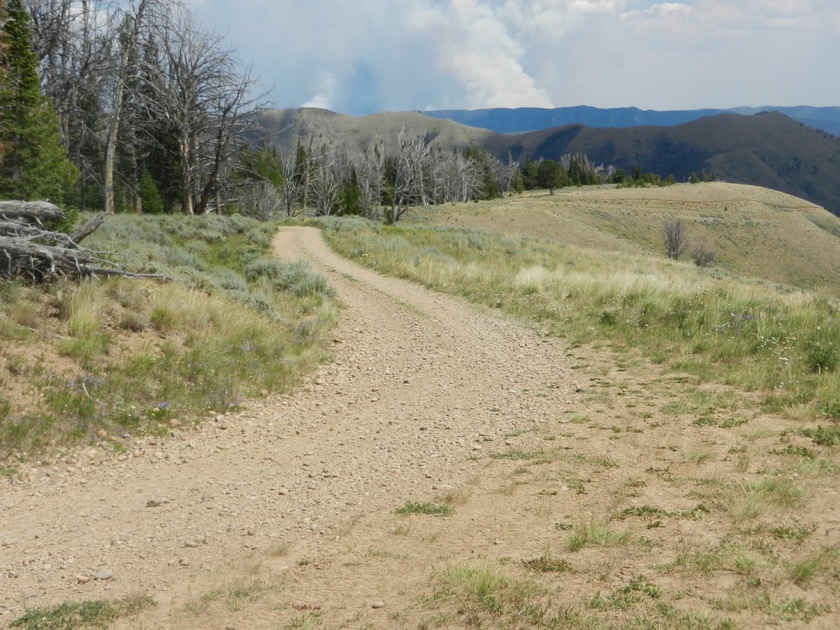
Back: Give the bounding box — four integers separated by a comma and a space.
254, 108, 840, 216
422, 105, 840, 136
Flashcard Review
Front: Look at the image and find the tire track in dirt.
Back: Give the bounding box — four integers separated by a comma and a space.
2, 227, 578, 628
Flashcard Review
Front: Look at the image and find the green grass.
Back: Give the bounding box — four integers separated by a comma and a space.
0, 214, 336, 456
319, 216, 840, 420
184, 578, 272, 615
724, 477, 806, 523
395, 501, 454, 516
426, 563, 549, 624
10, 595, 154, 629
522, 555, 576, 574
568, 521, 630, 552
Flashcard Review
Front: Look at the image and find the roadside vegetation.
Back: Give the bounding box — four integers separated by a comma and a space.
9, 594, 154, 630
320, 215, 840, 421
311, 207, 839, 628
0, 214, 336, 459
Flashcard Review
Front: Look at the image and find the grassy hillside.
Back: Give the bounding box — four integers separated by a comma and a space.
0, 215, 336, 457
319, 182, 840, 422
254, 108, 840, 216
422, 183, 840, 297
3, 183, 837, 462
523, 113, 840, 215
256, 108, 497, 158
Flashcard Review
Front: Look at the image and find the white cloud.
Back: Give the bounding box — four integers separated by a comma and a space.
405, 0, 554, 108
183, 0, 840, 113
301, 72, 337, 110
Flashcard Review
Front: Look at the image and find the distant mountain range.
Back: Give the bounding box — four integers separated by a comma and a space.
255, 108, 840, 216
509, 112, 840, 215
423, 106, 840, 137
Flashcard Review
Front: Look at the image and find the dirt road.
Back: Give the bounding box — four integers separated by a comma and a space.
1, 227, 580, 628
7, 226, 837, 628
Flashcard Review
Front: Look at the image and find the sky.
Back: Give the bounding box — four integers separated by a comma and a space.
185, 0, 840, 116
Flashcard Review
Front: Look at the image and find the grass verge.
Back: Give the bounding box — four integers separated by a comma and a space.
319, 215, 840, 420
10, 595, 154, 629
0, 215, 336, 458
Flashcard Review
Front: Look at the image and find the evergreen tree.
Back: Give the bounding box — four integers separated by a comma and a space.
521, 156, 538, 190
512, 170, 525, 194
0, 0, 77, 203
339, 168, 364, 215
537, 159, 563, 195
137, 168, 164, 214
464, 147, 498, 200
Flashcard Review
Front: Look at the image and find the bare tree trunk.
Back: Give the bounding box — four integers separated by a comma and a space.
180, 132, 194, 215
103, 0, 154, 215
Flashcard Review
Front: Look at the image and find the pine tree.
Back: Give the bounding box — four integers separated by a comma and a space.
339, 168, 363, 215
537, 159, 563, 195
137, 168, 164, 214
521, 156, 538, 190
0, 0, 77, 203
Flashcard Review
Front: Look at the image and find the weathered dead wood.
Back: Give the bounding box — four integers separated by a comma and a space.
70, 211, 106, 244
0, 200, 65, 225
0, 202, 167, 282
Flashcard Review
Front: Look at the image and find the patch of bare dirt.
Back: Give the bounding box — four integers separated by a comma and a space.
1, 227, 838, 629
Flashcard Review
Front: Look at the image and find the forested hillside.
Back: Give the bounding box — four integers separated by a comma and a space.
261, 108, 840, 216
424, 105, 840, 137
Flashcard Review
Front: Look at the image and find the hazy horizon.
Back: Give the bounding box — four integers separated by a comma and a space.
186, 1, 840, 116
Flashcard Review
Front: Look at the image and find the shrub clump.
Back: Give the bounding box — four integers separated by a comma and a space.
245, 258, 335, 298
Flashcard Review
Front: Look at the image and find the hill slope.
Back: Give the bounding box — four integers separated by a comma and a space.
423, 105, 840, 136
254, 108, 840, 215
421, 182, 840, 297
519, 112, 840, 215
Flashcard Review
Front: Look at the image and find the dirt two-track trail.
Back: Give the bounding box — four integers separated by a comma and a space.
1, 227, 587, 628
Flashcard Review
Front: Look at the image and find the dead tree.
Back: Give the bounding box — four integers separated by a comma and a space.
663, 219, 688, 260
0, 201, 165, 281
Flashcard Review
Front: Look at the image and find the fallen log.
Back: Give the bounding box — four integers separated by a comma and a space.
0, 201, 167, 282
0, 200, 65, 225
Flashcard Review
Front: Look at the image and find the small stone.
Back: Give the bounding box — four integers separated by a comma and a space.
472, 444, 483, 451
226, 625, 236, 630
169, 418, 181, 428
76, 574, 91, 584
146, 499, 161, 508
246, 529, 256, 537
184, 540, 198, 548
371, 600, 385, 609
179, 558, 190, 567
94, 569, 113, 581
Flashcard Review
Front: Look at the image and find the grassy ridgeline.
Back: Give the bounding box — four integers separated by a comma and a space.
320, 216, 840, 421
0, 215, 336, 456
